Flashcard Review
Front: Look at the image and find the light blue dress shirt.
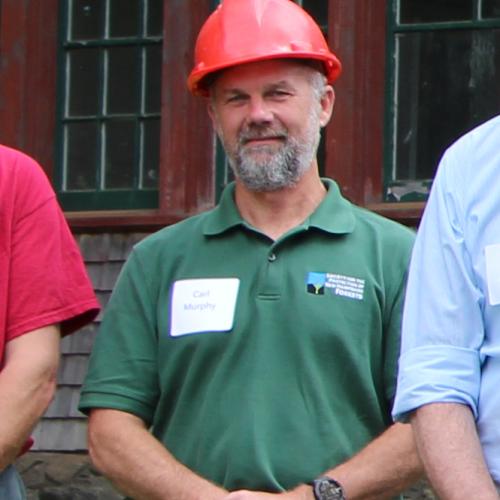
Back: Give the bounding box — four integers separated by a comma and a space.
393, 114, 500, 484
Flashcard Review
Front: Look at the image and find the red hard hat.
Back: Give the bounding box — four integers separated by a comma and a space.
187, 0, 342, 96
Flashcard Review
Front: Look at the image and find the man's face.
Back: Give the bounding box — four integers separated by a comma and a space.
208, 59, 334, 192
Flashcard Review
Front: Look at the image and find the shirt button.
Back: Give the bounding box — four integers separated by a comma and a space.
268, 252, 277, 262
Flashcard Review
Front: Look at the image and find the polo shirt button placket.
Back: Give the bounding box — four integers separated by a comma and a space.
259, 250, 281, 298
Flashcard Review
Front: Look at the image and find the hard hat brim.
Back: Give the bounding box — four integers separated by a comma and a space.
188, 52, 342, 97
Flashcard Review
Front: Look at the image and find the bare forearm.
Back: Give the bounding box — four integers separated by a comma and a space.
411, 403, 497, 500
0, 378, 55, 468
88, 409, 228, 500
323, 423, 423, 500
222, 424, 423, 500
0, 325, 59, 469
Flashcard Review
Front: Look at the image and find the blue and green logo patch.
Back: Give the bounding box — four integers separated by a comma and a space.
306, 272, 365, 300
306, 272, 326, 295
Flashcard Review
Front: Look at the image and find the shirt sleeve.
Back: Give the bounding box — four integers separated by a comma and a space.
383, 261, 411, 406
392, 144, 483, 421
79, 249, 160, 424
7, 153, 99, 339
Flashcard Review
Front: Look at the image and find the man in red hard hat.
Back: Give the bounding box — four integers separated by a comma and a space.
81, 1, 422, 499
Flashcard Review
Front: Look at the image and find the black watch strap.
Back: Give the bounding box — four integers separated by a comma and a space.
309, 476, 346, 500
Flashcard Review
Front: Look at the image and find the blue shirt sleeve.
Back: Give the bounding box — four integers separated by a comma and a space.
392, 142, 484, 421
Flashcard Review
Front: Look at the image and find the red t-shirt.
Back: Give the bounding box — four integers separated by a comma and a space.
0, 145, 100, 358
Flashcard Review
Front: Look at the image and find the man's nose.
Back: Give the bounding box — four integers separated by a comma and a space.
246, 96, 273, 124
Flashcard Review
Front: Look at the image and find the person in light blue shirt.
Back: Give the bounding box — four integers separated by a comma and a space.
393, 114, 500, 499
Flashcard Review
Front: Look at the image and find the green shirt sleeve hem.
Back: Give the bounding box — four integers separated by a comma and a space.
79, 391, 154, 425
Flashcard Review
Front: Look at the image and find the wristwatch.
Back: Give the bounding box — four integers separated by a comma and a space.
310, 476, 346, 500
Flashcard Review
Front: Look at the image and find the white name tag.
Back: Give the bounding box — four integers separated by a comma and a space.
170, 278, 240, 337
485, 244, 500, 306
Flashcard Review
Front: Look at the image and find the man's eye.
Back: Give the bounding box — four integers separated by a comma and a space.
269, 90, 290, 98
226, 95, 246, 103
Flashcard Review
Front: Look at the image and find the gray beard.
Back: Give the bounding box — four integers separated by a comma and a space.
228, 138, 309, 191
227, 123, 321, 192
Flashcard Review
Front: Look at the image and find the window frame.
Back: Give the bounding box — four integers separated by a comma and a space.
384, 0, 500, 206
326, 0, 424, 225
55, 1, 164, 211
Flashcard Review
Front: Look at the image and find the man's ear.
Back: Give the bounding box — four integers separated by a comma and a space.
207, 100, 215, 122
207, 99, 223, 138
319, 86, 335, 127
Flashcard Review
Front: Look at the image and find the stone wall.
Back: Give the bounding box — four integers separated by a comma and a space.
17, 453, 121, 500
17, 452, 437, 499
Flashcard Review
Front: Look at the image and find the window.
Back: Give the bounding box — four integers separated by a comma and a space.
296, 0, 328, 32
385, 0, 500, 202
56, 0, 163, 211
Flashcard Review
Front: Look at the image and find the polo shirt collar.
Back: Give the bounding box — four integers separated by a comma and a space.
203, 178, 355, 236
203, 183, 244, 236
306, 178, 356, 235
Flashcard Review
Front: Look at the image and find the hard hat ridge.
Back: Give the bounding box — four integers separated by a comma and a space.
187, 0, 342, 96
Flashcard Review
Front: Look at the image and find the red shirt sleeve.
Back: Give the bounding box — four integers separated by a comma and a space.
2, 146, 100, 341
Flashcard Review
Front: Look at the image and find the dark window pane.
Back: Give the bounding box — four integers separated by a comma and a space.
67, 48, 100, 116
65, 122, 99, 190
104, 120, 137, 188
399, 0, 473, 23
394, 29, 500, 181
107, 47, 140, 114
142, 119, 160, 188
147, 0, 164, 36
69, 0, 103, 40
145, 46, 162, 113
300, 1, 327, 30
109, 0, 141, 38
483, 0, 500, 18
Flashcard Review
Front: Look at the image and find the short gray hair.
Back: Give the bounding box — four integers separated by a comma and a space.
309, 69, 328, 102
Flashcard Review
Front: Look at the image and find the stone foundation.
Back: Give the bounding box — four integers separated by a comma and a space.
16, 453, 122, 500
16, 452, 437, 499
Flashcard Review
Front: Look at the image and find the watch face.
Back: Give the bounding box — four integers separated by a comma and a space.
313, 477, 345, 500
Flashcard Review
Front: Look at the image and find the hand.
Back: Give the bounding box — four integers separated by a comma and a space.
224, 492, 277, 499
224, 484, 312, 500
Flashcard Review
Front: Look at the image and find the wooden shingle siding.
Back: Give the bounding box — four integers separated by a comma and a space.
57, 355, 90, 386
60, 323, 98, 355
31, 232, 149, 451
86, 262, 124, 292
44, 387, 83, 418
31, 420, 88, 451
78, 233, 148, 263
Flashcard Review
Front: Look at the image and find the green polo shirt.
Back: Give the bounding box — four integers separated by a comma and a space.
80, 179, 414, 492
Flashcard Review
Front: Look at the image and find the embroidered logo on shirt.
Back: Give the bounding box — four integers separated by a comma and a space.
306, 272, 365, 300
307, 272, 326, 295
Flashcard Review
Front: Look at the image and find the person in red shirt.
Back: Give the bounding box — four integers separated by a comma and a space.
0, 144, 100, 498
